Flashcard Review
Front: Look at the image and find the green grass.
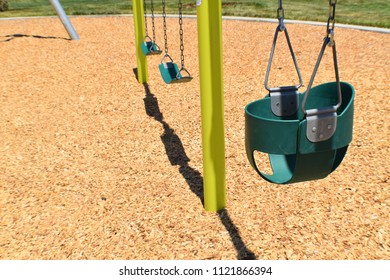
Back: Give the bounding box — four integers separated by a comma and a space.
0, 0, 389, 28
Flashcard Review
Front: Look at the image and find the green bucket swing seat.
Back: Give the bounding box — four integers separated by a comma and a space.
245, 0, 354, 184
245, 81, 355, 184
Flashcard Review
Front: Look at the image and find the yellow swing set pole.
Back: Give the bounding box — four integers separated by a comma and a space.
196, 0, 226, 212
132, 0, 148, 83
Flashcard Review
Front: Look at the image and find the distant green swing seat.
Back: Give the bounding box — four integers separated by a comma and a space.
158, 0, 192, 84
141, 36, 162, 56
159, 55, 192, 84
141, 0, 161, 56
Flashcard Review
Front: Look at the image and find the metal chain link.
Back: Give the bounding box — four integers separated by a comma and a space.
277, 0, 285, 31
301, 0, 341, 114
264, 0, 302, 91
143, 0, 149, 36
326, 0, 337, 46
162, 0, 168, 54
151, 0, 156, 43
178, 0, 185, 68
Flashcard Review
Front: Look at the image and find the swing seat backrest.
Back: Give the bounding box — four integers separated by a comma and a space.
269, 86, 300, 117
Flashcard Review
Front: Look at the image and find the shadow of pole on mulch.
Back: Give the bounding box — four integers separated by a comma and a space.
136, 72, 256, 260
1, 34, 71, 42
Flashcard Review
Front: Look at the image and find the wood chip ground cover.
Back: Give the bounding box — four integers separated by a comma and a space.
0, 16, 389, 259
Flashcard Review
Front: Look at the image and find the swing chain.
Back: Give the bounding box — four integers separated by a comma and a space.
301, 0, 342, 115
178, 0, 186, 68
151, 0, 156, 43
326, 0, 337, 46
143, 0, 149, 36
162, 0, 168, 54
277, 0, 285, 31
264, 0, 302, 93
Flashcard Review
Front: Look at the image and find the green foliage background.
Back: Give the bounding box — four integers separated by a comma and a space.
0, 1, 389, 28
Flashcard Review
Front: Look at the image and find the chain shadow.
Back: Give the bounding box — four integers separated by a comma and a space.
1, 34, 71, 42
136, 69, 256, 259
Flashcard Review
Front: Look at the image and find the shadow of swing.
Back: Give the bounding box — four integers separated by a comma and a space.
136, 69, 256, 260
1, 33, 70, 42
142, 82, 204, 201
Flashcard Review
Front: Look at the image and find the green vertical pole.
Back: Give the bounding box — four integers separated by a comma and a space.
132, 0, 148, 83
196, 0, 226, 212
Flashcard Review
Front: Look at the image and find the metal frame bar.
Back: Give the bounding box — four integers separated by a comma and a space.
132, 0, 149, 83
196, 0, 226, 212
49, 0, 79, 40
132, 0, 226, 211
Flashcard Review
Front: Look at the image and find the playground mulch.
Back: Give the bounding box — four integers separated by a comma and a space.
0, 16, 389, 260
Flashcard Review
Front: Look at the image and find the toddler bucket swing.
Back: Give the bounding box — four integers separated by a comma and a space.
141, 0, 162, 56
245, 0, 355, 184
159, 0, 192, 84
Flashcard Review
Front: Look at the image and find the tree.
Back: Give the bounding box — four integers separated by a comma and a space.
0, 0, 9, 12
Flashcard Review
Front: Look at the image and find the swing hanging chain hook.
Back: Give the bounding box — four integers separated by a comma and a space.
301, 38, 342, 115
264, 0, 302, 91
177, 67, 192, 80
277, 0, 285, 32
326, 0, 337, 46
264, 28, 303, 91
161, 53, 174, 65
